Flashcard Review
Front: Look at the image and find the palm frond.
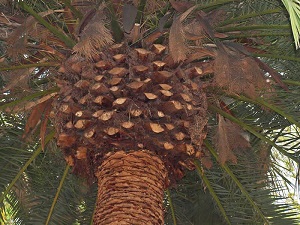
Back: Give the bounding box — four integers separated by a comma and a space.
165, 148, 299, 225
281, 0, 300, 49
23, 141, 96, 225
1, 0, 300, 224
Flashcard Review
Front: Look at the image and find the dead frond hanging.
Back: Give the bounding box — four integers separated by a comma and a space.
40, 99, 53, 150
6, 36, 28, 59
206, 9, 227, 28
169, 17, 188, 62
214, 49, 269, 98
214, 115, 251, 165
169, 6, 195, 63
1, 67, 33, 94
200, 148, 213, 169
23, 98, 53, 145
183, 20, 205, 42
4, 92, 57, 113
6, 10, 55, 59
29, 23, 52, 42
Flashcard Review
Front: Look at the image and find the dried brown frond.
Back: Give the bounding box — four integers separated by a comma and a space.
5, 92, 57, 113
0, 13, 18, 39
0, 26, 11, 39
169, 6, 195, 63
206, 10, 227, 27
184, 20, 205, 41
214, 49, 269, 98
184, 15, 227, 45
143, 30, 165, 45
63, 6, 76, 35
29, 23, 52, 41
201, 148, 213, 169
37, 43, 67, 60
189, 114, 208, 146
40, 99, 53, 150
6, 10, 55, 59
7, 10, 54, 45
23, 98, 53, 142
73, 10, 113, 60
169, 0, 194, 12
1, 67, 33, 93
214, 115, 251, 165
254, 58, 289, 91
6, 36, 28, 59
6, 16, 34, 59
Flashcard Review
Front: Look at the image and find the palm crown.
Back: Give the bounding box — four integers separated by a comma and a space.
1, 0, 300, 224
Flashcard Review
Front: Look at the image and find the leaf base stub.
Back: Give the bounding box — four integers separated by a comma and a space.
52, 43, 208, 183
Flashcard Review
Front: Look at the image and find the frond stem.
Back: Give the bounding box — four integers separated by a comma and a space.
19, 2, 76, 48
252, 53, 300, 62
230, 95, 300, 129
283, 79, 300, 86
45, 164, 70, 225
203, 140, 270, 224
90, 205, 96, 225
0, 131, 55, 203
194, 160, 231, 225
216, 25, 290, 33
196, 0, 239, 11
0, 62, 60, 71
166, 189, 177, 225
219, 8, 283, 27
61, 0, 83, 20
0, 88, 59, 111
224, 32, 290, 39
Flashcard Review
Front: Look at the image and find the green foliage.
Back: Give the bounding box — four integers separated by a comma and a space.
165, 144, 299, 225
281, 0, 300, 49
0, 114, 96, 225
1, 0, 300, 224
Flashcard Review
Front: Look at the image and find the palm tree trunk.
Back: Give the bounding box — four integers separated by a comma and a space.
93, 150, 168, 225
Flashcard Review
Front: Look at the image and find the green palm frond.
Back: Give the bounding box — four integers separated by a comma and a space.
165, 146, 299, 225
0, 114, 32, 201
281, 0, 300, 49
205, 140, 298, 224
1, 0, 300, 224
165, 171, 225, 225
23, 144, 95, 225
0, 113, 97, 225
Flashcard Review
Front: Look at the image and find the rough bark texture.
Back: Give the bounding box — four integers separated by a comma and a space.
93, 150, 168, 225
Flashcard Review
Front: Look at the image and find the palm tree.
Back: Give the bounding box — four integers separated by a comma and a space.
1, 0, 300, 224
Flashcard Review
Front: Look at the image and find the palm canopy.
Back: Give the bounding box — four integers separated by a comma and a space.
0, 0, 300, 224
